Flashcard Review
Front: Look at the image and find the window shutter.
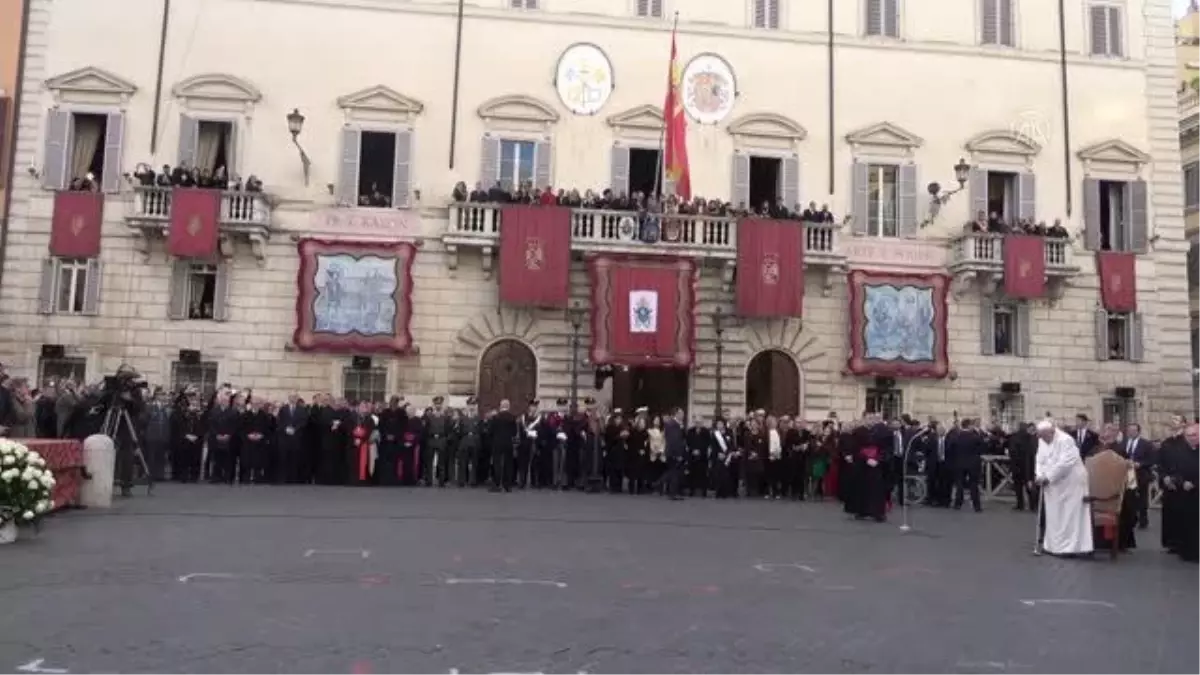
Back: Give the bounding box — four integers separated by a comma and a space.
898, 163, 918, 238
392, 129, 413, 208
510, 0, 522, 7
637, 0, 649, 16
1127, 312, 1144, 362
1017, 172, 1036, 221
534, 139, 552, 189
980, 298, 996, 356
525, 0, 537, 7
480, 135, 501, 190
884, 0, 899, 36
1126, 179, 1148, 253
610, 143, 630, 194
37, 259, 57, 315
225, 121, 239, 177
213, 261, 232, 322
1093, 309, 1109, 361
651, 0, 662, 17
731, 152, 751, 207
101, 112, 125, 193
1082, 177, 1102, 250
1107, 7, 1122, 57
42, 109, 72, 190
768, 0, 780, 28
337, 127, 361, 207
780, 154, 800, 210
81, 258, 102, 316
866, 0, 882, 35
168, 260, 190, 320
754, 0, 766, 27
177, 114, 199, 168
850, 161, 869, 236
968, 168, 988, 221
1014, 302, 1031, 357
998, 0, 1014, 45
981, 0, 998, 44
1089, 5, 1108, 55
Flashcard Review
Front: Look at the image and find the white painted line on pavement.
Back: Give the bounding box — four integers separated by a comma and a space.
753, 563, 817, 573
17, 659, 69, 674
177, 573, 242, 583
1019, 599, 1117, 609
817, 585, 856, 592
444, 578, 568, 589
303, 549, 371, 559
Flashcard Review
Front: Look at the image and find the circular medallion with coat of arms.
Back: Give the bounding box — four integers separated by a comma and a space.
554, 43, 614, 116
681, 53, 738, 125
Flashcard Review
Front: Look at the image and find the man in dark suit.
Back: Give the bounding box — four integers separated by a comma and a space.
1007, 422, 1038, 511
276, 394, 309, 483
1072, 414, 1099, 458
663, 407, 688, 500
1119, 422, 1155, 529
951, 418, 984, 512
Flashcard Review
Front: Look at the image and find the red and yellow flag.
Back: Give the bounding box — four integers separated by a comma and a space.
662, 26, 691, 200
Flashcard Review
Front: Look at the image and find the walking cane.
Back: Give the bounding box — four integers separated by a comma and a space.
899, 429, 926, 533
1033, 487, 1045, 556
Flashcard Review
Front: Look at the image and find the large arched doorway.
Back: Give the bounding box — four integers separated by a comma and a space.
744, 349, 801, 417
476, 339, 538, 413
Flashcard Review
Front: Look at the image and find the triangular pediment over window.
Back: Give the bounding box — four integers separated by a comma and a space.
845, 121, 923, 149
45, 67, 137, 97
607, 104, 664, 131
172, 73, 262, 103
964, 129, 1041, 157
338, 85, 425, 115
727, 113, 808, 141
478, 94, 560, 124
1076, 138, 1151, 164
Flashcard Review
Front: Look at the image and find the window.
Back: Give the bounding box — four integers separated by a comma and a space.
637, 0, 664, 18
171, 361, 219, 396
980, 0, 1014, 45
1106, 313, 1128, 360
865, 0, 899, 37
987, 393, 1025, 430
986, 170, 1017, 223
194, 120, 233, 174
1191, 325, 1199, 371
753, 0, 780, 28
510, 0, 538, 8
1101, 396, 1136, 428
1098, 180, 1127, 251
628, 147, 661, 197
1185, 161, 1199, 213
866, 164, 899, 237
68, 113, 108, 188
498, 139, 537, 192
1096, 310, 1143, 362
1089, 4, 1123, 57
865, 387, 903, 420
748, 156, 782, 211
38, 356, 87, 388
981, 300, 1030, 357
343, 367, 388, 404
55, 258, 90, 314
993, 305, 1015, 355
186, 263, 218, 320
357, 130, 397, 208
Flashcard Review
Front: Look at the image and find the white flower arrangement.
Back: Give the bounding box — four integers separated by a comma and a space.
0, 439, 55, 526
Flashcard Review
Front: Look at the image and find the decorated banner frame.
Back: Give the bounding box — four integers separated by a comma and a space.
588, 255, 697, 368
553, 42, 615, 116
846, 270, 950, 379
680, 52, 739, 125
294, 239, 416, 354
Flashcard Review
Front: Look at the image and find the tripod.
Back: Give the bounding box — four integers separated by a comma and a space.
101, 404, 154, 496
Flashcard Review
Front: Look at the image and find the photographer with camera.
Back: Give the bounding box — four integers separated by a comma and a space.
100, 364, 150, 496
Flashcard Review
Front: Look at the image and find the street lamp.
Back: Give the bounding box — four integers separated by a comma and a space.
920, 157, 972, 228
286, 108, 313, 187
713, 307, 726, 419
566, 302, 587, 410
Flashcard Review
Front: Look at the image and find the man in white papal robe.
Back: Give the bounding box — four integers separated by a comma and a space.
1035, 420, 1094, 556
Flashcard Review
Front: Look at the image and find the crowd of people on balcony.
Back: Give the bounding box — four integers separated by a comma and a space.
130, 162, 264, 193
451, 180, 842, 224
965, 210, 1070, 238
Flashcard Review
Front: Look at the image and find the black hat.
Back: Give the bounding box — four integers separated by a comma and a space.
555, 397, 569, 406
529, 398, 540, 406
433, 395, 445, 404
466, 396, 478, 405
583, 397, 596, 405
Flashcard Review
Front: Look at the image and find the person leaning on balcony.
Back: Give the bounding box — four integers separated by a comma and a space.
156, 165, 173, 187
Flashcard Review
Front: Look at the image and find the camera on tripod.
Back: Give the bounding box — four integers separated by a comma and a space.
100, 365, 148, 408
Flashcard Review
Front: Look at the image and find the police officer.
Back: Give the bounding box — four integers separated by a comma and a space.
456, 397, 482, 488
426, 396, 450, 487
517, 399, 540, 489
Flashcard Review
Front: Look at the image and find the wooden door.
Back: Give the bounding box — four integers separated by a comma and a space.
745, 349, 800, 417
476, 339, 537, 413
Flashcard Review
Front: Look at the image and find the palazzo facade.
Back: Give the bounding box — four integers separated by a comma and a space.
0, 0, 1191, 432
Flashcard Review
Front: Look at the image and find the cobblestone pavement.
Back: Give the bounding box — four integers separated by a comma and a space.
0, 485, 1195, 674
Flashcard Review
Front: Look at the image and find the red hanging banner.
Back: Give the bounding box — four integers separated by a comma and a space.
49, 191, 104, 258
1003, 235, 1046, 299
498, 205, 571, 308
1096, 252, 1137, 312
168, 188, 221, 258
588, 256, 696, 368
736, 218, 805, 317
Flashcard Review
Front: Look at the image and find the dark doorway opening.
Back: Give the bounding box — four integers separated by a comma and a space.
745, 349, 800, 417
749, 155, 781, 212
612, 367, 689, 420
70, 113, 109, 184
629, 147, 660, 198
358, 131, 397, 207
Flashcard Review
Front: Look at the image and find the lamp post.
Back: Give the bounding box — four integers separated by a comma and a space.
920, 157, 972, 228
567, 302, 586, 409
286, 108, 313, 187
713, 307, 726, 420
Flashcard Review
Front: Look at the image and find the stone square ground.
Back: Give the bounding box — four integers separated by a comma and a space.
0, 485, 1196, 673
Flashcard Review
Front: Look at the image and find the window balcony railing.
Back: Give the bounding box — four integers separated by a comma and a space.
947, 232, 1079, 297
445, 203, 845, 265
125, 186, 273, 262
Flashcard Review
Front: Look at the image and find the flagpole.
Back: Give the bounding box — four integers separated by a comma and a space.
652, 11, 679, 201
